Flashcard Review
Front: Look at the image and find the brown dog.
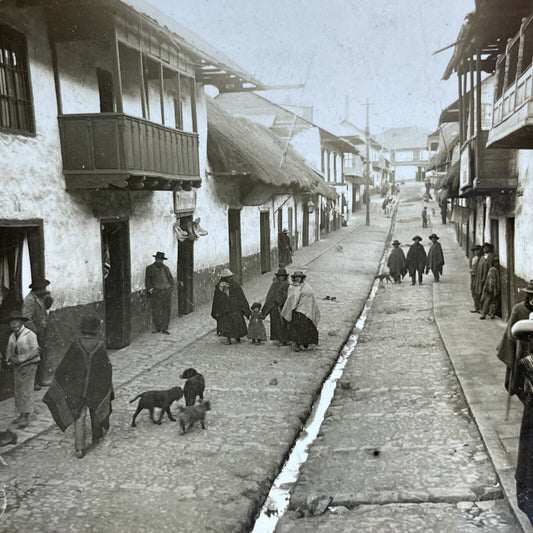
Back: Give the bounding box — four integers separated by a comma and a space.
180, 368, 205, 406
130, 386, 183, 427
177, 400, 211, 434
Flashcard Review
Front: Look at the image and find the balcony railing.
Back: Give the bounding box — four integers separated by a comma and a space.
58, 113, 201, 190
488, 14, 533, 148
459, 131, 517, 195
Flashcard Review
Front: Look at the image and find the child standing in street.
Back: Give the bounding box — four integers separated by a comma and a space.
247, 302, 267, 344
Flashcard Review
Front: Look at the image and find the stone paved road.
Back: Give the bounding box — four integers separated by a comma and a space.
276, 185, 521, 532
0, 202, 391, 533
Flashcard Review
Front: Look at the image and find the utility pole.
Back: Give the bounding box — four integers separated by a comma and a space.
363, 98, 373, 226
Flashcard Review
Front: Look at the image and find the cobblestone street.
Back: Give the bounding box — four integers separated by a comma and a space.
276, 191, 522, 532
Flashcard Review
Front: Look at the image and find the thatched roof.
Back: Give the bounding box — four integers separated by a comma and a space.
207, 98, 337, 201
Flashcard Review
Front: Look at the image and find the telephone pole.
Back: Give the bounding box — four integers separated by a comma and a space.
363, 99, 373, 226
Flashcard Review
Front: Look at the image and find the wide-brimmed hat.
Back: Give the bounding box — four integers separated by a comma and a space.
392, 240, 401, 246
80, 314, 101, 334
412, 236, 422, 242
29, 278, 50, 290
275, 267, 288, 277
153, 251, 168, 260
482, 242, 494, 250
428, 234, 439, 240
471, 244, 482, 251
291, 270, 307, 279
520, 280, 533, 294
7, 310, 28, 321
219, 268, 234, 279
282, 228, 289, 233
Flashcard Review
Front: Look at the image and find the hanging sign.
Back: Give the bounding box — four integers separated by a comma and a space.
174, 189, 197, 214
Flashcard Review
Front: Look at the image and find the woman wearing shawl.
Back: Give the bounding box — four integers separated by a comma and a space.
480, 257, 501, 319
262, 267, 290, 345
281, 271, 320, 352
43, 315, 113, 458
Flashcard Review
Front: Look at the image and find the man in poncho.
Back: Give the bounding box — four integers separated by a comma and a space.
387, 240, 406, 284
480, 257, 501, 319
474, 243, 495, 306
262, 267, 290, 345
278, 229, 293, 267
43, 315, 113, 458
426, 233, 445, 282
406, 236, 427, 285
281, 271, 320, 352
469, 245, 484, 313
210, 268, 251, 345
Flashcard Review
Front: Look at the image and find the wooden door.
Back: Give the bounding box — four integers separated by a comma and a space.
490, 219, 499, 255
178, 215, 194, 315
260, 211, 271, 274
294, 204, 298, 250
228, 209, 242, 284
288, 207, 293, 244
277, 208, 283, 233
506, 217, 515, 319
302, 206, 309, 247
101, 220, 131, 348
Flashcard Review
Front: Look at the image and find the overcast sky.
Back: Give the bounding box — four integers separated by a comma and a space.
153, 0, 474, 134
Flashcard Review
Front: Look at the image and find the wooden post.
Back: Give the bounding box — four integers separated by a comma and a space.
191, 78, 198, 133
112, 27, 124, 114
458, 70, 463, 145
159, 63, 165, 125
476, 49, 482, 183
469, 55, 475, 139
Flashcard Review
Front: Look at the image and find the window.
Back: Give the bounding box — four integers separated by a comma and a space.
0, 25, 34, 134
344, 153, 354, 167
395, 150, 414, 162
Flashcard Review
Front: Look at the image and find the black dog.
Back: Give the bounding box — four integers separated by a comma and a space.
375, 273, 392, 285
180, 368, 205, 406
130, 386, 183, 427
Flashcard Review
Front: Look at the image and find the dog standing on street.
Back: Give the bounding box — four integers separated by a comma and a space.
177, 400, 211, 434
375, 273, 392, 286
130, 386, 183, 427
180, 368, 205, 406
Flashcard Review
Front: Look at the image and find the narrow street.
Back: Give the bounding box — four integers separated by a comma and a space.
276, 188, 522, 532
0, 202, 391, 533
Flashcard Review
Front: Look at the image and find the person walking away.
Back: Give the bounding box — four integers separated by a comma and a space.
44, 315, 113, 459
469, 245, 483, 313
247, 302, 267, 344
210, 269, 250, 345
421, 206, 428, 228
22, 278, 52, 389
440, 201, 448, 224
426, 233, 445, 282
145, 252, 174, 335
278, 229, 293, 267
473, 243, 494, 310
4, 310, 39, 429
262, 268, 290, 345
387, 240, 406, 284
480, 257, 501, 319
281, 271, 320, 352
406, 236, 427, 285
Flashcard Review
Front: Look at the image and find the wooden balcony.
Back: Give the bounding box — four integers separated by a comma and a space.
459, 131, 518, 196
58, 113, 201, 191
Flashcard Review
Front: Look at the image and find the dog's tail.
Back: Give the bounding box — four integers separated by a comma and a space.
129, 393, 143, 404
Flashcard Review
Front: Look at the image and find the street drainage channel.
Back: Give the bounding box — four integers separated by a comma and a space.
251, 279, 381, 533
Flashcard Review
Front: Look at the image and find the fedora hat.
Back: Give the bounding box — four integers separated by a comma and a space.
412, 236, 422, 242
392, 240, 401, 246
80, 314, 101, 335
482, 242, 494, 250
282, 228, 289, 233
7, 310, 28, 321
471, 244, 482, 251
291, 270, 307, 279
428, 234, 439, 240
153, 251, 168, 260
219, 268, 234, 279
29, 278, 50, 290
520, 280, 533, 294
275, 267, 288, 277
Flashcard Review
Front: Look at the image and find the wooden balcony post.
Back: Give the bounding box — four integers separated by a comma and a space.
112, 27, 124, 114
159, 63, 165, 125
462, 62, 468, 141
191, 79, 198, 133
476, 49, 482, 184
502, 38, 513, 94
458, 70, 463, 145
517, 18, 528, 80
469, 55, 475, 140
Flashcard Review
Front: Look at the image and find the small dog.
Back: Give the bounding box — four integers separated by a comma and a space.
177, 400, 211, 434
375, 273, 392, 285
130, 386, 183, 427
180, 368, 205, 406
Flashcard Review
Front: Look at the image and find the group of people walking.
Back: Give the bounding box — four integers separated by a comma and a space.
211, 267, 320, 352
387, 234, 445, 285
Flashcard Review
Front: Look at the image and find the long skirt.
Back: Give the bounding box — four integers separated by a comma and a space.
268, 306, 289, 342
14, 363, 38, 415
288, 311, 318, 347
217, 311, 248, 339
517, 384, 533, 525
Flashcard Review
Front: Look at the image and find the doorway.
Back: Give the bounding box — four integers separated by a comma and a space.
277, 209, 283, 234
490, 219, 499, 255
302, 205, 309, 247
506, 217, 515, 319
97, 68, 115, 113
260, 211, 271, 274
177, 215, 194, 315
101, 219, 131, 349
228, 209, 242, 284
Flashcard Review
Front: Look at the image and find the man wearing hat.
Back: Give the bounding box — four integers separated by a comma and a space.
22, 278, 52, 388
469, 245, 484, 313
278, 228, 293, 267
262, 267, 290, 344
387, 240, 407, 284
473, 243, 495, 308
211, 268, 251, 344
426, 234, 445, 282
44, 315, 113, 458
480, 257, 501, 319
406, 236, 427, 285
145, 252, 174, 335
4, 310, 40, 429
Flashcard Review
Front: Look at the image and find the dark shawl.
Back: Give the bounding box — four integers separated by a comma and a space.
497, 301, 531, 368
426, 242, 445, 274
263, 278, 289, 341
482, 266, 501, 299
406, 243, 427, 275
387, 248, 407, 277
474, 253, 494, 296
43, 336, 113, 431
278, 233, 292, 266
211, 280, 250, 338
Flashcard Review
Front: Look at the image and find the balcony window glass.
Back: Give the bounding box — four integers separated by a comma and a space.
506, 40, 519, 89
0, 25, 34, 134
344, 153, 354, 167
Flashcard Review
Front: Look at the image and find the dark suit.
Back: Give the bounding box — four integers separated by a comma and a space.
145, 262, 174, 331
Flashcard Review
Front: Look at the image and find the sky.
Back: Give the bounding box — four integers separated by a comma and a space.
152, 0, 474, 135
